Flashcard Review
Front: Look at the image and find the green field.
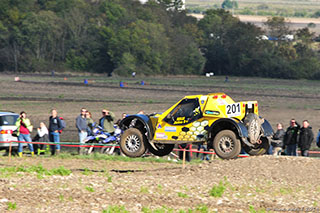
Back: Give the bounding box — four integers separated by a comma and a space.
187, 0, 320, 17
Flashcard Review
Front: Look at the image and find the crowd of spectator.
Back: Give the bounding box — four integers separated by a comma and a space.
270, 119, 318, 157
14, 108, 127, 157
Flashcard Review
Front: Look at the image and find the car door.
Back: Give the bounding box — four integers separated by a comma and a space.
154, 98, 207, 142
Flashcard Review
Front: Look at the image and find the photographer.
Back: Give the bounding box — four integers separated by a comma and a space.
99, 109, 115, 134
15, 111, 34, 157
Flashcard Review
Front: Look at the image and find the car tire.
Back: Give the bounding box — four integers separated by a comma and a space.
213, 130, 241, 159
243, 137, 270, 156
147, 143, 174, 157
120, 128, 146, 157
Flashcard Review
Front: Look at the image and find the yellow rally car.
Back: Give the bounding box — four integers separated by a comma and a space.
119, 93, 273, 160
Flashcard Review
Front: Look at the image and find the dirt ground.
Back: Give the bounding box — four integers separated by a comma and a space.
1, 73, 320, 147
1, 73, 320, 212
0, 155, 319, 212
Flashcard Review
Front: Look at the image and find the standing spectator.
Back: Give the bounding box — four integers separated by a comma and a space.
196, 143, 202, 158
298, 120, 314, 157
271, 123, 285, 156
316, 129, 320, 148
99, 109, 115, 134
15, 111, 34, 157
137, 110, 145, 115
49, 109, 63, 155
86, 111, 94, 136
201, 144, 210, 161
197, 144, 210, 161
224, 76, 229, 83
76, 108, 88, 154
284, 119, 300, 156
33, 122, 49, 154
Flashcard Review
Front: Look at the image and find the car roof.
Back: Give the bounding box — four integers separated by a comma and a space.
184, 93, 227, 99
0, 112, 19, 116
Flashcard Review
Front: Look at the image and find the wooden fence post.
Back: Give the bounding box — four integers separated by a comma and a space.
182, 149, 186, 169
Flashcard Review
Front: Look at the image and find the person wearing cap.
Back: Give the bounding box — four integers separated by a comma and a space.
284, 119, 300, 156
99, 109, 115, 134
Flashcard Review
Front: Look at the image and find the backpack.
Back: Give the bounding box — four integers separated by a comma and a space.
59, 117, 66, 133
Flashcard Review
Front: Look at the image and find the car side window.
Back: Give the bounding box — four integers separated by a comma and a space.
164, 98, 202, 125
0, 115, 18, 126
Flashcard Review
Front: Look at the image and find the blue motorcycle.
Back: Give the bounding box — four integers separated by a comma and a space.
83, 123, 122, 155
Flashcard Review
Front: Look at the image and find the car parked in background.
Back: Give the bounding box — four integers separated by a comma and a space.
0, 112, 19, 151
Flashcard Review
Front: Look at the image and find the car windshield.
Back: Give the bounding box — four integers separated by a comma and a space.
0, 115, 19, 126
164, 98, 202, 125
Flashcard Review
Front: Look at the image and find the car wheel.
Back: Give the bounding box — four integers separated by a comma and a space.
243, 137, 270, 156
213, 130, 241, 159
147, 143, 174, 157
120, 128, 146, 157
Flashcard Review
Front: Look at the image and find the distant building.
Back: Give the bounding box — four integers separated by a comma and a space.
138, 0, 185, 10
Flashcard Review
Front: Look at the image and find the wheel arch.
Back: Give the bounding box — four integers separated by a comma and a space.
208, 118, 248, 146
119, 114, 154, 141
261, 119, 274, 137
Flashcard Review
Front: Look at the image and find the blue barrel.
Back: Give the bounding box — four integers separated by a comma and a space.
120, 81, 124, 88
84, 79, 88, 84
141, 81, 145, 85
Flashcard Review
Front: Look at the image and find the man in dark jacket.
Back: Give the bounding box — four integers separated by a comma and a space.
298, 120, 314, 157
316, 129, 320, 148
284, 119, 300, 156
49, 109, 63, 155
271, 123, 285, 155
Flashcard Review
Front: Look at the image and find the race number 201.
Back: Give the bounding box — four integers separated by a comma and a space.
226, 103, 241, 117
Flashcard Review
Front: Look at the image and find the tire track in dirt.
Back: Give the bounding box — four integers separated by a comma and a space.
0, 96, 166, 104
17, 80, 320, 101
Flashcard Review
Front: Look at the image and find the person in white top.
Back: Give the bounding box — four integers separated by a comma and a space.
35, 122, 49, 153
37, 122, 49, 138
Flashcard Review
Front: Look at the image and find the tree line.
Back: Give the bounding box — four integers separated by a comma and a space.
0, 0, 319, 79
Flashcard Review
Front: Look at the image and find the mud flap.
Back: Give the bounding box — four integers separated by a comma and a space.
261, 119, 273, 137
